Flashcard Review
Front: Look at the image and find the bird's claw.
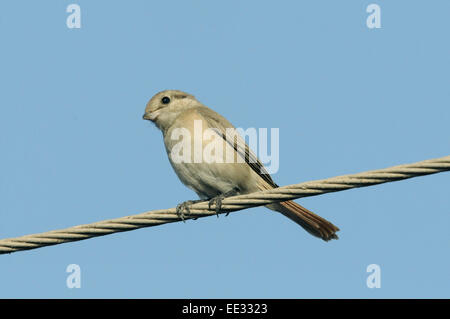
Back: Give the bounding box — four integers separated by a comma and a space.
208, 195, 225, 217
176, 202, 188, 222
176, 200, 201, 222
208, 188, 240, 217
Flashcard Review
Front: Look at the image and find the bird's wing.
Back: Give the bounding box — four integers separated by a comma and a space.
195, 106, 278, 188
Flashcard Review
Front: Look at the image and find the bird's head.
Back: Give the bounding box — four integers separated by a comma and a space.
143, 90, 199, 131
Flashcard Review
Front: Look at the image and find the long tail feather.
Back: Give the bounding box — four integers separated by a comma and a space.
267, 201, 340, 241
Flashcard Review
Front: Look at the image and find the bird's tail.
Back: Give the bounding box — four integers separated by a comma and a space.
267, 201, 340, 241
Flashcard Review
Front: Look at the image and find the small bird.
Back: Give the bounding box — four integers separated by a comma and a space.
143, 90, 339, 241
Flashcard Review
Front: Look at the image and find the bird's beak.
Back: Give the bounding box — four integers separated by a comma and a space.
143, 109, 161, 121
142, 112, 158, 122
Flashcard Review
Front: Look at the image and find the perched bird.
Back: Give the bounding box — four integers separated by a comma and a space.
143, 90, 339, 241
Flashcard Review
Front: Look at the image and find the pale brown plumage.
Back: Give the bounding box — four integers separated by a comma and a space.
143, 90, 340, 241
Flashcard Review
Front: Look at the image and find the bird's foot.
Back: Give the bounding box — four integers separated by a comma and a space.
208, 196, 224, 217
208, 188, 240, 217
176, 199, 204, 222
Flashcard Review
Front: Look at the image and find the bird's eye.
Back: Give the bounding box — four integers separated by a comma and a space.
161, 96, 171, 104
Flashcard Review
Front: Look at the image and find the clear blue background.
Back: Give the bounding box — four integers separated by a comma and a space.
0, 0, 449, 298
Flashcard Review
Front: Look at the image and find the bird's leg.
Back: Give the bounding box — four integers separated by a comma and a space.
176, 199, 205, 222
208, 187, 240, 217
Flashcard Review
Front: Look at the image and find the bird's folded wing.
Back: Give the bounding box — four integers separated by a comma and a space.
196, 107, 278, 188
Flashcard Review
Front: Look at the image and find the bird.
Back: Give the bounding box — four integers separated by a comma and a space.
143, 90, 339, 241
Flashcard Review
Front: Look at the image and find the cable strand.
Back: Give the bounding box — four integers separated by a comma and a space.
1, 155, 449, 255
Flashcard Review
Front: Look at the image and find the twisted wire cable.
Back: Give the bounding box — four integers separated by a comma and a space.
1, 155, 449, 255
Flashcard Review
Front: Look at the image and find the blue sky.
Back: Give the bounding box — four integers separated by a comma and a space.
0, 1, 449, 298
